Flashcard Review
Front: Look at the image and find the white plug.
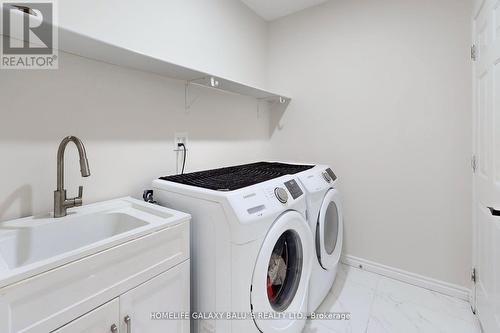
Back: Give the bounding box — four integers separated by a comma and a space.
174, 132, 188, 151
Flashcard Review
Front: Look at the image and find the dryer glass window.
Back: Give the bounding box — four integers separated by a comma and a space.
324, 201, 339, 255
267, 230, 303, 312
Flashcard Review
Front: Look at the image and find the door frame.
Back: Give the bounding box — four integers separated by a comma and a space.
471, 0, 482, 313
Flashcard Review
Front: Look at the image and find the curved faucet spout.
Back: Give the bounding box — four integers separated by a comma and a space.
54, 136, 91, 218
56, 136, 90, 190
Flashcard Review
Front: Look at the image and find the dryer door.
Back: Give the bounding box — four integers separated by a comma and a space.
317, 189, 343, 270
251, 211, 313, 333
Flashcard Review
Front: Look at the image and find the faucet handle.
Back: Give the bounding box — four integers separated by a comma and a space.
71, 185, 84, 208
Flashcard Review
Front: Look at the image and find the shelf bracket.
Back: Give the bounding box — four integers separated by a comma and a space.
184, 76, 222, 112
257, 96, 290, 107
256, 96, 290, 129
184, 81, 200, 112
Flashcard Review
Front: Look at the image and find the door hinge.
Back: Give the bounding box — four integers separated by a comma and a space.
471, 44, 477, 61
472, 155, 477, 173
471, 267, 477, 284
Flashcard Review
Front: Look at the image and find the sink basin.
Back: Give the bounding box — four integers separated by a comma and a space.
0, 197, 190, 288
0, 212, 148, 270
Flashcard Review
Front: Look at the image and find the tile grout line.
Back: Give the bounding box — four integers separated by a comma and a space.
364, 275, 382, 333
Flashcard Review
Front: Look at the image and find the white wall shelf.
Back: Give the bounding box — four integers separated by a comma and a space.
59, 28, 291, 104
1, 5, 290, 107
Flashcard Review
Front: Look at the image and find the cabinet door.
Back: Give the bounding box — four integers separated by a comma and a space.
120, 260, 190, 333
52, 299, 119, 333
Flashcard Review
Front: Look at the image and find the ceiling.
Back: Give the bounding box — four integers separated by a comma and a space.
240, 0, 329, 21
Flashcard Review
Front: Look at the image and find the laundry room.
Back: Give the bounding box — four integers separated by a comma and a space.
0, 0, 495, 332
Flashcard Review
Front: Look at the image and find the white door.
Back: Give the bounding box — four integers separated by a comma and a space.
52, 299, 119, 333
473, 0, 500, 331
119, 260, 190, 333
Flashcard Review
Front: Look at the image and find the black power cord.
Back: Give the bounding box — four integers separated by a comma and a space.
178, 143, 187, 174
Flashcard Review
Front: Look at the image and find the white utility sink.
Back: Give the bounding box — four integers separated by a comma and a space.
0, 197, 190, 288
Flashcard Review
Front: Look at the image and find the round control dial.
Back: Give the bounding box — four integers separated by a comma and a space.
274, 187, 288, 204
322, 172, 332, 183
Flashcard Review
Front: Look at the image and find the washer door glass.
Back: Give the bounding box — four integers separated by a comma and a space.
324, 201, 339, 255
250, 211, 313, 333
267, 230, 303, 312
317, 189, 343, 270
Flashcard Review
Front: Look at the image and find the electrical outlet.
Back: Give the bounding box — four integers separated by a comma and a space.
174, 132, 188, 150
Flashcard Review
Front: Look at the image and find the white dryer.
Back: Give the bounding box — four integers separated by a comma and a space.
152, 162, 314, 333
295, 165, 343, 312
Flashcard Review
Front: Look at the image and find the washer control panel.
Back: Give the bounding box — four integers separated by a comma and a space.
274, 187, 289, 204
325, 168, 337, 182
284, 179, 304, 199
322, 172, 332, 183
230, 176, 307, 223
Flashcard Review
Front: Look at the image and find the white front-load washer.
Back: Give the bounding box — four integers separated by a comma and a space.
295, 165, 343, 312
152, 162, 315, 333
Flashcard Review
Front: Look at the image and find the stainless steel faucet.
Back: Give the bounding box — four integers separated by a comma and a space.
53, 136, 91, 218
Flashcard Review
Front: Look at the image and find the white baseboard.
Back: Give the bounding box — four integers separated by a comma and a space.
341, 255, 471, 301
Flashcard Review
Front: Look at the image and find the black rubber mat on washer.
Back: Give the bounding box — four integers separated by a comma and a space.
159, 162, 314, 191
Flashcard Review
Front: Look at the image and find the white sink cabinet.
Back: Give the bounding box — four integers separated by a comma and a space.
0, 198, 190, 333
53, 261, 189, 333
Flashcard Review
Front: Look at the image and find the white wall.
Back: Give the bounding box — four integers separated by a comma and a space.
58, 0, 269, 88
0, 0, 474, 289
0, 0, 271, 222
267, 0, 473, 287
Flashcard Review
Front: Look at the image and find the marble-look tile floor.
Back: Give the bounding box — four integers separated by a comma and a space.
304, 265, 482, 333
